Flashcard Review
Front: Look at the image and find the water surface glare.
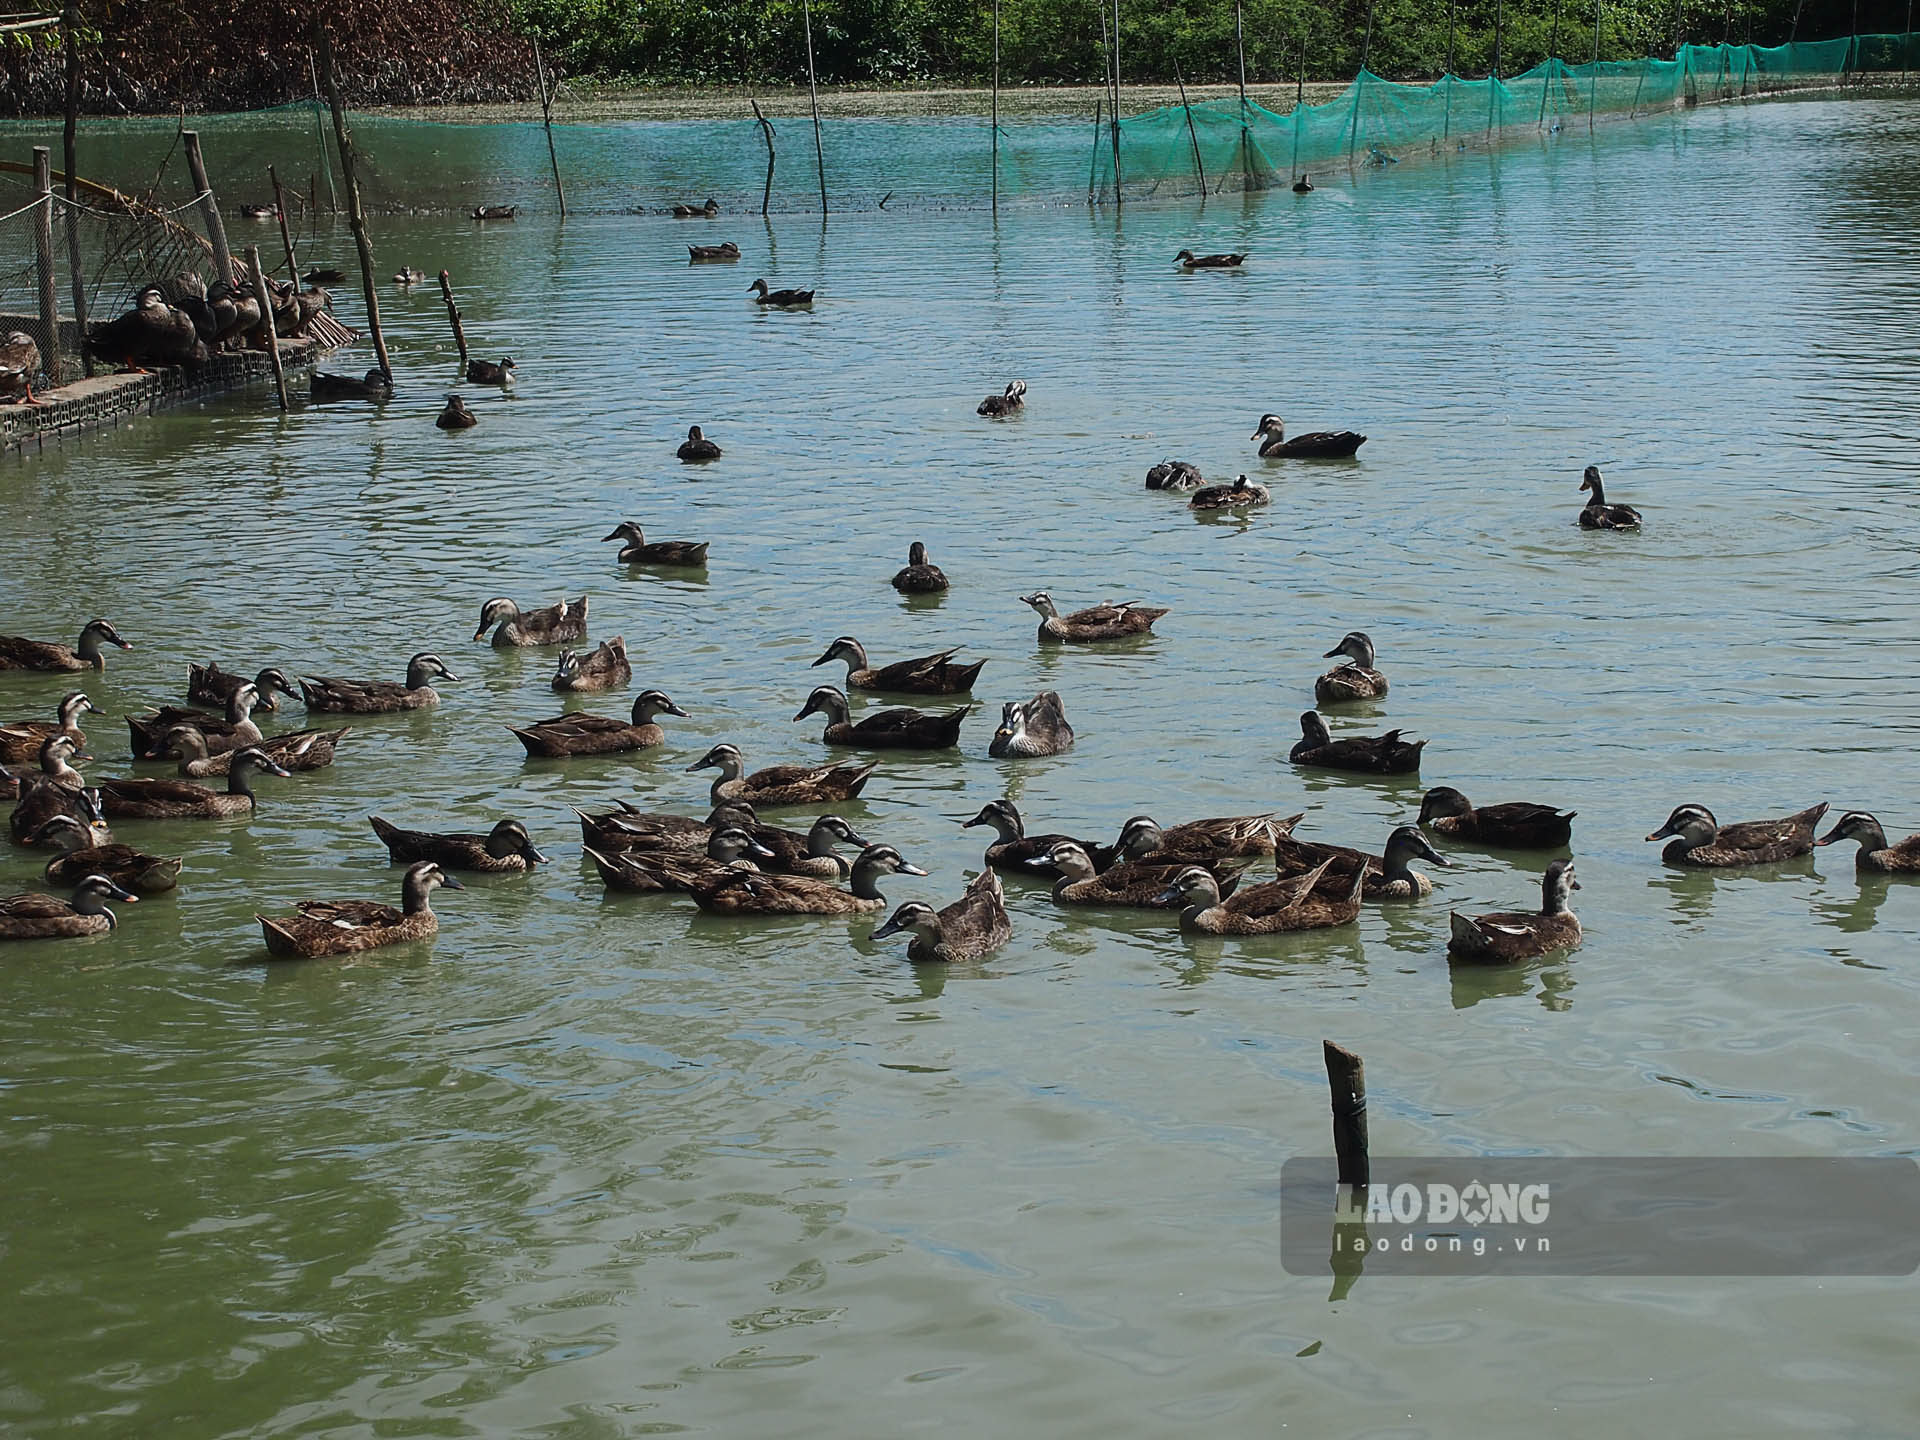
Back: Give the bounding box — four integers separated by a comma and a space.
3, 97, 1920, 1438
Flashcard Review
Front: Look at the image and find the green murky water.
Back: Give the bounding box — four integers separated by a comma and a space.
2, 96, 1919, 1437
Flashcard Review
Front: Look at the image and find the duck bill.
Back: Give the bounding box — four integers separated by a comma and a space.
839, 827, 871, 848
1150, 885, 1183, 905
898, 862, 929, 876
871, 916, 906, 941
1645, 826, 1674, 842
748, 841, 777, 859
809, 651, 833, 668
523, 846, 550, 865
439, 873, 467, 890
792, 705, 816, 722
664, 703, 692, 719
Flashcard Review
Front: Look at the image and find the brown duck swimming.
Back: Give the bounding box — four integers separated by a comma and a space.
674, 198, 720, 218
369, 815, 546, 872
300, 653, 458, 713
96, 746, 290, 820
1155, 859, 1363, 934
794, 685, 969, 750
1189, 475, 1269, 511
1578, 466, 1642, 529
188, 663, 298, 713
32, 814, 182, 894
436, 396, 478, 429
128, 683, 264, 760
0, 691, 101, 765
749, 279, 815, 307
688, 743, 875, 808
677, 425, 722, 462
961, 798, 1113, 873
1036, 841, 1245, 910
574, 799, 755, 854
1270, 824, 1450, 900
1817, 812, 1920, 874
892, 542, 948, 593
978, 380, 1027, 417
312, 369, 393, 402
0, 874, 138, 940
8, 740, 97, 843
1418, 787, 1575, 849
1251, 413, 1366, 459
551, 638, 632, 693
1647, 802, 1827, 868
164, 722, 349, 776
511, 690, 690, 757
988, 691, 1074, 758
0, 619, 131, 673
1020, 592, 1167, 643
871, 869, 1012, 963
585, 826, 775, 893
1145, 459, 1203, 491
466, 356, 515, 385
603, 521, 709, 566
1315, 631, 1389, 703
813, 636, 985, 695
474, 596, 588, 648
259, 860, 462, 959
1290, 712, 1425, 774
1174, 249, 1248, 269
1115, 812, 1302, 865
684, 844, 923, 916
689, 242, 740, 262
1448, 859, 1582, 963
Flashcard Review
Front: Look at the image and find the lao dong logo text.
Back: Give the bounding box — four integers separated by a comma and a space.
1335, 1181, 1552, 1257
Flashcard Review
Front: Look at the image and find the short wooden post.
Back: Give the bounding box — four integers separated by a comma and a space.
749, 96, 776, 217
532, 37, 567, 217
314, 12, 392, 384
62, 0, 89, 377
182, 130, 234, 285
1323, 1040, 1369, 1187
270, 166, 299, 279
31, 147, 61, 387
245, 245, 288, 411
801, 0, 828, 214
437, 270, 468, 363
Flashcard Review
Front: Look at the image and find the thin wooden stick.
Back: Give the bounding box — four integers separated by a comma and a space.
1174, 57, 1206, 192
245, 245, 288, 411
1087, 94, 1103, 204
32, 147, 61, 386
314, 13, 392, 383
1444, 0, 1457, 138
437, 269, 468, 363
1290, 30, 1305, 184
533, 37, 567, 217
182, 131, 233, 285
1323, 1041, 1369, 1188
801, 0, 828, 214
1234, 0, 1248, 108
270, 166, 299, 279
749, 95, 776, 216
991, 0, 1000, 215
61, 1, 89, 377
1539, 0, 1562, 124
308, 51, 338, 213
1591, 0, 1602, 132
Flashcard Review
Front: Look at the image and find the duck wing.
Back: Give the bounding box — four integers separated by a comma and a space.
0, 893, 79, 920
293, 899, 406, 929
97, 777, 215, 805
1717, 803, 1827, 851
1222, 858, 1334, 917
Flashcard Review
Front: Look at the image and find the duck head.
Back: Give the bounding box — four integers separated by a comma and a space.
1018, 591, 1061, 619
632, 690, 690, 725
686, 743, 744, 778
812, 636, 867, 671
1323, 630, 1377, 669
1383, 825, 1449, 874
1816, 811, 1886, 849
1298, 711, 1333, 748
961, 798, 1023, 840
70, 872, 138, 925
1151, 865, 1221, 908
1542, 858, 1580, 914
1647, 804, 1717, 847
603, 521, 646, 545
472, 598, 520, 640
793, 685, 852, 725
871, 900, 940, 943
1417, 786, 1473, 824
406, 652, 459, 688
1251, 414, 1285, 441
485, 819, 547, 865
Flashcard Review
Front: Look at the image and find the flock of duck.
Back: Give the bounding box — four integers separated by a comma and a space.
6, 224, 1914, 964
4, 411, 1912, 963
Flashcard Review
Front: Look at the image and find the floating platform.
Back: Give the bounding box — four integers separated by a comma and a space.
1, 316, 319, 456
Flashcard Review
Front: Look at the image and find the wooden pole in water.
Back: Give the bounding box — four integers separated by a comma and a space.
245, 245, 288, 411
314, 12, 392, 383
270, 166, 299, 279
1590, 0, 1601, 132
1789, 0, 1804, 41
1174, 57, 1207, 191
1539, 0, 1562, 125
61, 0, 89, 377
1290, 29, 1305, 184
308, 51, 339, 213
1110, 0, 1124, 203
1904, 0, 1913, 80
1234, 0, 1248, 108
1087, 94, 1103, 204
532, 37, 567, 217
1097, 0, 1121, 202
991, 0, 1000, 215
437, 270, 468, 363
1323, 1041, 1369, 1188
31, 148, 61, 387
749, 95, 776, 216
801, 0, 828, 214
1672, 0, 1682, 59
182, 131, 234, 285
1492, 0, 1504, 133
1359, 0, 1376, 75
1444, 0, 1457, 138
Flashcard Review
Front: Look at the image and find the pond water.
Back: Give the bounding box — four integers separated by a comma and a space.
2, 95, 1918, 1438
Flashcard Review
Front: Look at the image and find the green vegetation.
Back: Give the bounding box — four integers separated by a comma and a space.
510, 0, 1876, 88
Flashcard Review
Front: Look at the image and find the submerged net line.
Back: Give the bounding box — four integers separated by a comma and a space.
1095, 35, 1903, 201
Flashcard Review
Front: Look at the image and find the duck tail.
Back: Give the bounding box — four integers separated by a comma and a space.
257, 915, 300, 957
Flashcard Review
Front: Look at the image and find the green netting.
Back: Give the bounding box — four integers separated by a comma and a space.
1096, 32, 1914, 200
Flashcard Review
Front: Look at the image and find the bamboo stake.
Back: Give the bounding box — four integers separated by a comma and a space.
62, 0, 88, 377
314, 13, 392, 383
1444, 0, 1457, 138
245, 245, 288, 411
1108, 0, 1124, 202
1905, 0, 1913, 81
1174, 57, 1206, 191
532, 37, 567, 217
991, 0, 1000, 215
1359, 0, 1376, 75
182, 131, 233, 285
1672, 0, 1682, 59
801, 0, 828, 214
1290, 30, 1305, 184
749, 95, 776, 216
1087, 94, 1103, 204
1323, 1042, 1369, 1188
1539, 0, 1562, 125
1492, 0, 1504, 134
1234, 0, 1248, 107
1591, 0, 1602, 132
32, 148, 61, 387
270, 165, 298, 279
437, 269, 468, 363
308, 51, 338, 213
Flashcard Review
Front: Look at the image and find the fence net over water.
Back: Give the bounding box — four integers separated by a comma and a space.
1096, 35, 1905, 200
